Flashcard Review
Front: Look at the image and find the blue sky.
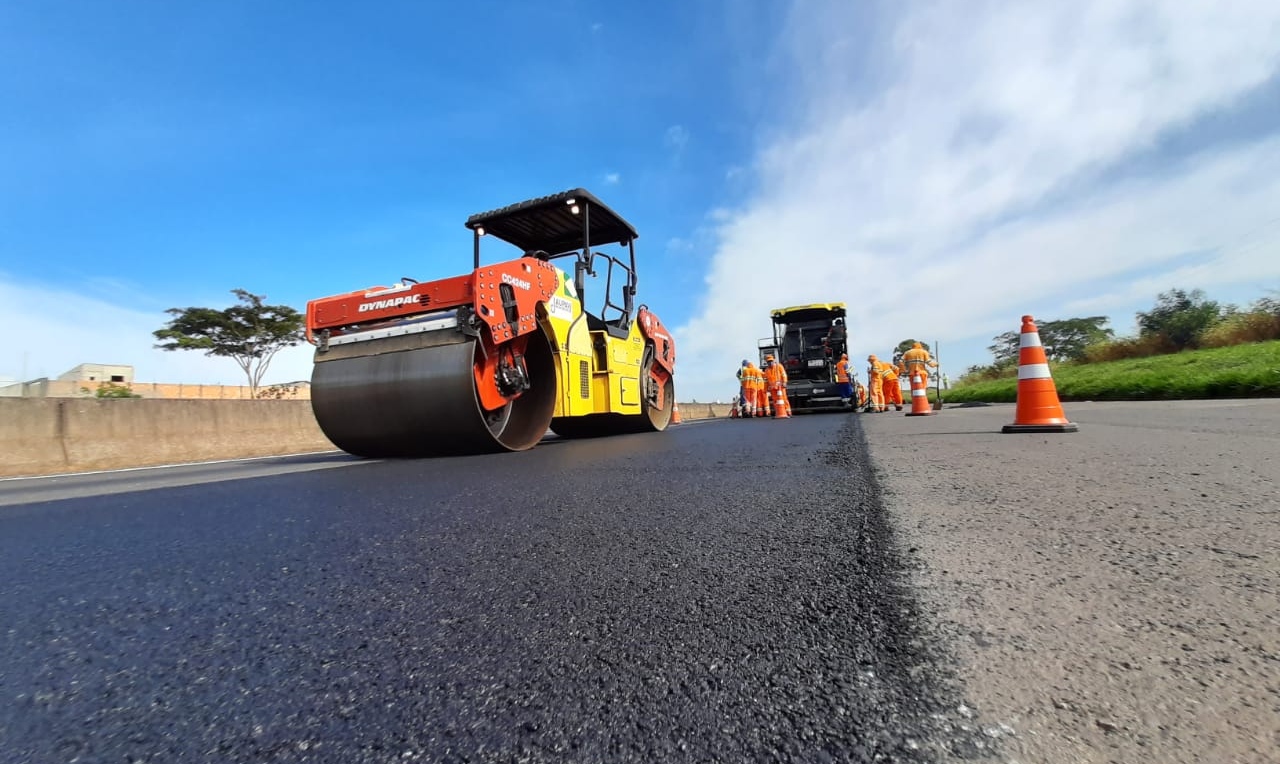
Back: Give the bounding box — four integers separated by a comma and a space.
3, 1, 1279, 401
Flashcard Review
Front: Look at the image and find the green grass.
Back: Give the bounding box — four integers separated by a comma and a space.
943, 340, 1280, 403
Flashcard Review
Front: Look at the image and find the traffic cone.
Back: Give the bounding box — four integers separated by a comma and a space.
672, 402, 682, 424
1002, 315, 1078, 433
773, 389, 791, 418
905, 373, 934, 416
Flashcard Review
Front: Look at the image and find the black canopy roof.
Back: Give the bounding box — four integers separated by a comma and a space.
464, 188, 639, 254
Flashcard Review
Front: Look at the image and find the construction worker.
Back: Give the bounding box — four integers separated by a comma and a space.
866, 355, 886, 412
736, 360, 754, 418
881, 356, 904, 411
762, 355, 791, 418
901, 341, 939, 387
741, 359, 760, 417
749, 360, 769, 417
824, 318, 847, 357
834, 352, 854, 405
855, 380, 868, 408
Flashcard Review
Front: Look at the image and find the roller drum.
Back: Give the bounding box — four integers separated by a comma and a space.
310, 333, 555, 457
549, 344, 674, 438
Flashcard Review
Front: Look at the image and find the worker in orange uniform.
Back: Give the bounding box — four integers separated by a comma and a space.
865, 355, 886, 412
750, 360, 770, 417
834, 353, 855, 406
880, 355, 904, 411
758, 361, 772, 417
762, 355, 791, 418
901, 341, 939, 387
856, 380, 868, 408
741, 360, 762, 417
736, 360, 755, 418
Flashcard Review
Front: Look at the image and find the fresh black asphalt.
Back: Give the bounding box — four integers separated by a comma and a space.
0, 414, 985, 763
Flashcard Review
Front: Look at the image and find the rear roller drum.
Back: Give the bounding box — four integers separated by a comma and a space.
638, 342, 675, 432
549, 343, 673, 438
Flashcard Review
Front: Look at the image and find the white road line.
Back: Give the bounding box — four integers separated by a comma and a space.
0, 450, 348, 483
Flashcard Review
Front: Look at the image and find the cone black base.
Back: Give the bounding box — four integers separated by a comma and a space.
1002, 423, 1078, 433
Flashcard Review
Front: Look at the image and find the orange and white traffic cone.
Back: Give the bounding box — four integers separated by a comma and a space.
905, 373, 934, 416
773, 387, 791, 418
1003, 315, 1078, 433
672, 402, 682, 425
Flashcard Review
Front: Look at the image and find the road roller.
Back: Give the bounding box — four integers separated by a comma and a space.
303, 188, 678, 457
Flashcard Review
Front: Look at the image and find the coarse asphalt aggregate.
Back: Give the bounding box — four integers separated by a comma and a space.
0, 414, 986, 763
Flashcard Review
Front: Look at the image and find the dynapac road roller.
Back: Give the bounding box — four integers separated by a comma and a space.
303, 188, 677, 457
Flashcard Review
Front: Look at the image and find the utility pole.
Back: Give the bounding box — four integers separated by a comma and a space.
934, 339, 941, 410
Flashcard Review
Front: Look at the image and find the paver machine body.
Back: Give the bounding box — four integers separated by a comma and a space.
760, 303, 852, 412
303, 188, 677, 457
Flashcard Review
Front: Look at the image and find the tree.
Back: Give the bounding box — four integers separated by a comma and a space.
1252, 291, 1280, 317
256, 382, 301, 400
1040, 316, 1113, 361
987, 332, 1020, 365
154, 289, 305, 396
988, 316, 1113, 364
82, 381, 142, 399
1136, 288, 1223, 350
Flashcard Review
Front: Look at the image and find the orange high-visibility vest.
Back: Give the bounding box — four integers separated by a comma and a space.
903, 347, 936, 372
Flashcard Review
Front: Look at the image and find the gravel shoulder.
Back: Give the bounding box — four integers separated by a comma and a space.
862, 399, 1280, 764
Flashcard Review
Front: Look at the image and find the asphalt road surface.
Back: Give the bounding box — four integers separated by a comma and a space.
864, 399, 1279, 764
1, 415, 979, 763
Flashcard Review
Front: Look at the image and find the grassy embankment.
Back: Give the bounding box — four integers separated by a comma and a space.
939, 340, 1280, 403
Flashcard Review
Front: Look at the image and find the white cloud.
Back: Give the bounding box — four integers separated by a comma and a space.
673, 0, 1280, 400
604, 171, 621, 185
0, 274, 316, 386
664, 125, 690, 152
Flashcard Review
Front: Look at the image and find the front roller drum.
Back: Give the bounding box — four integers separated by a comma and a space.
310, 333, 556, 458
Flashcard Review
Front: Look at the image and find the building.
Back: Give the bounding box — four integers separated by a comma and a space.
0, 364, 310, 400
57, 363, 134, 385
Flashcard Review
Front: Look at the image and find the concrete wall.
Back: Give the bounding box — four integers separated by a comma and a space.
1, 399, 729, 479
1, 398, 334, 478
128, 382, 310, 399
677, 403, 733, 420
